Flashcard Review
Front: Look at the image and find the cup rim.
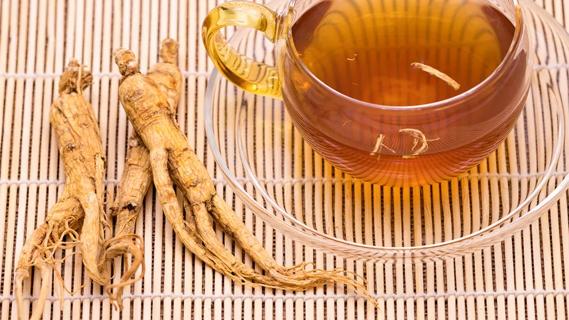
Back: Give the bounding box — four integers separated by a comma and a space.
283, 0, 525, 111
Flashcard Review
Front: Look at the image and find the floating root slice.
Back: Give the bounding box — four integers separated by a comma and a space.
411, 62, 461, 90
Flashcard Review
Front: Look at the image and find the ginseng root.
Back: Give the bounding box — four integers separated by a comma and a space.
104, 38, 289, 306
115, 49, 374, 303
15, 61, 109, 320
104, 39, 183, 307
106, 39, 288, 308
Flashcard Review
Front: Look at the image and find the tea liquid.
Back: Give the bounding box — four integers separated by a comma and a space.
292, 0, 515, 105
287, 0, 525, 185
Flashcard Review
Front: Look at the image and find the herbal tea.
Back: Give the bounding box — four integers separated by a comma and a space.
292, 0, 516, 106
283, 0, 527, 185
203, 0, 529, 185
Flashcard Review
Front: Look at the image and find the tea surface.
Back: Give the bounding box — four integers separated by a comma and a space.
292, 0, 515, 105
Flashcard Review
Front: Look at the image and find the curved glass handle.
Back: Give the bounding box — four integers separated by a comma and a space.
202, 2, 282, 98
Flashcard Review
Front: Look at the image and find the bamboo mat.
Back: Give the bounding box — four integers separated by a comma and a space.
1, 0, 569, 319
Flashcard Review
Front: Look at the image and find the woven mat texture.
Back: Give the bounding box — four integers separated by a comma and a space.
1, 0, 569, 319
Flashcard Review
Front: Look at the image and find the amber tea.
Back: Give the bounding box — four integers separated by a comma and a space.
283, 0, 528, 185
292, 0, 516, 105
203, 0, 530, 185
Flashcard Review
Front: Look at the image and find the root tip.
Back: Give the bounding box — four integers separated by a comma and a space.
114, 49, 140, 76
59, 60, 93, 93
159, 39, 179, 64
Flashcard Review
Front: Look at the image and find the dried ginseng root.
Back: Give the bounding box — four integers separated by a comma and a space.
104, 39, 183, 308
113, 48, 286, 291
15, 61, 109, 320
114, 49, 375, 303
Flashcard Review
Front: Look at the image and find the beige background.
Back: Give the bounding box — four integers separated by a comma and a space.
1, 0, 569, 319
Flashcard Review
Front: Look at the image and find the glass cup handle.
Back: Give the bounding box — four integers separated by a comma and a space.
202, 2, 282, 98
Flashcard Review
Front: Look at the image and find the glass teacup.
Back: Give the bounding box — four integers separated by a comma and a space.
203, 0, 531, 186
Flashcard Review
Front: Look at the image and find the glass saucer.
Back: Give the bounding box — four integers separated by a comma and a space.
205, 0, 569, 261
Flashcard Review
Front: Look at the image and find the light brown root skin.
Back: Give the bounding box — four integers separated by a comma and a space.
105, 39, 182, 309
104, 235, 145, 308
15, 262, 51, 320
115, 49, 375, 306
105, 131, 150, 310
15, 61, 108, 319
51, 72, 109, 286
